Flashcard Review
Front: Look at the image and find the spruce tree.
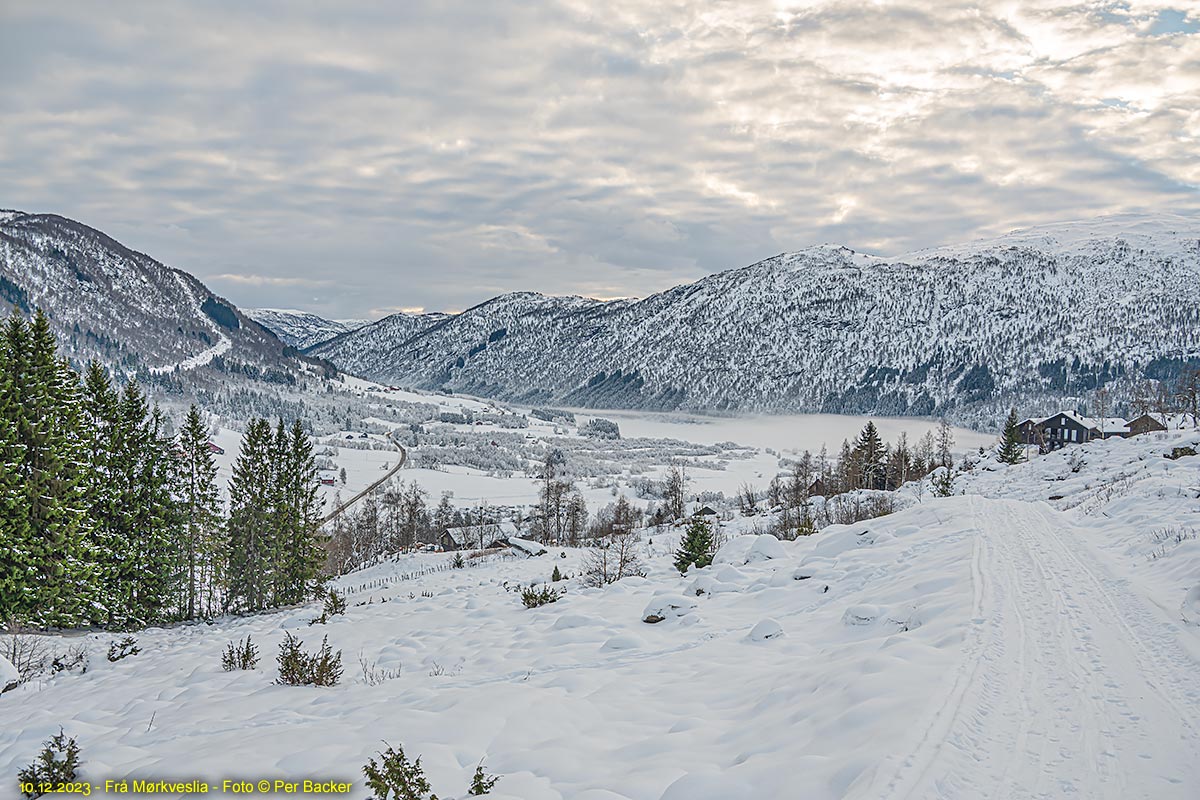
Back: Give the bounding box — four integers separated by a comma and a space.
674, 517, 714, 574
275, 420, 323, 605
997, 408, 1024, 465
178, 406, 223, 619
16, 311, 89, 626
853, 421, 886, 490
227, 419, 275, 612
0, 313, 32, 624
79, 361, 120, 624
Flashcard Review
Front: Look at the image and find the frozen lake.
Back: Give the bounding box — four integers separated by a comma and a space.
570, 409, 996, 456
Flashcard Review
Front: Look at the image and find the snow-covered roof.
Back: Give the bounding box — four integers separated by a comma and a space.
1039, 411, 1128, 432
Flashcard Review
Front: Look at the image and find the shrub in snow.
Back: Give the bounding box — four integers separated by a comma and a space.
931, 468, 955, 497
521, 585, 562, 609
468, 763, 500, 796
582, 532, 646, 587
2, 633, 49, 687
358, 653, 401, 686
18, 728, 80, 798
221, 636, 260, 671
363, 743, 500, 799
50, 644, 88, 676
363, 743, 433, 800
451, 552, 465, 569
276, 633, 343, 686
106, 636, 140, 662
842, 604, 881, 626
674, 518, 715, 574
551, 565, 563, 582
325, 589, 348, 617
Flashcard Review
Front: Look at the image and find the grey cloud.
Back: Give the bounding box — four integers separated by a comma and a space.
1, 0, 1197, 318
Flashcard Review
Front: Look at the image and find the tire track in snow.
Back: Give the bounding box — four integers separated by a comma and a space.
854, 496, 1200, 800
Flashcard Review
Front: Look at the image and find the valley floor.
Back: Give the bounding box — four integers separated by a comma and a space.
3, 436, 1199, 799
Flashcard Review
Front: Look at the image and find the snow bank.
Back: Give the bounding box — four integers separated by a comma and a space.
0, 654, 18, 691
507, 536, 548, 556
713, 533, 788, 565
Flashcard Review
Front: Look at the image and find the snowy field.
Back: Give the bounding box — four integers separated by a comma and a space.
3, 424, 1199, 798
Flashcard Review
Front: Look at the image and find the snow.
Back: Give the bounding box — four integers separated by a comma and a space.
508, 537, 547, 556
4, 423, 1199, 797
0, 654, 18, 689
147, 272, 232, 374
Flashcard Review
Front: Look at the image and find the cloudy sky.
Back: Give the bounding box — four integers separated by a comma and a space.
2, 1, 1198, 319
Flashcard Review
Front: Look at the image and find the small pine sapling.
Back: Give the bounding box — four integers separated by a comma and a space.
931, 467, 956, 497
18, 729, 80, 798
674, 517, 715, 574
221, 636, 260, 671
551, 565, 563, 582
276, 632, 343, 686
363, 742, 437, 800
106, 636, 140, 662
451, 552, 465, 569
521, 585, 562, 608
324, 589, 348, 617
468, 762, 500, 796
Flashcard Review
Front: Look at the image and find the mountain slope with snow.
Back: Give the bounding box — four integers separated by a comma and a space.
244, 308, 369, 350
0, 211, 318, 379
313, 213, 1200, 421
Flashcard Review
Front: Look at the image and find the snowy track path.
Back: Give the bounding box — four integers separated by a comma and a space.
858, 497, 1200, 800
148, 272, 231, 374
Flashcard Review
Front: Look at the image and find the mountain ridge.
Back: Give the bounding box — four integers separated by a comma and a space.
310, 212, 1200, 421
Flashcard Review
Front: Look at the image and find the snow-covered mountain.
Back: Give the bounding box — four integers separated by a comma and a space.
311, 213, 1200, 420
311, 308, 451, 358
0, 210, 321, 381
244, 308, 369, 350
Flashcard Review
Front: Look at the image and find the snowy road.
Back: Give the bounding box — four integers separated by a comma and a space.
859, 497, 1200, 800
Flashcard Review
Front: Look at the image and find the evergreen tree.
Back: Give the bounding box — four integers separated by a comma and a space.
275, 420, 324, 605
997, 408, 1025, 465
0, 313, 32, 623
14, 311, 89, 626
853, 422, 886, 489
936, 418, 955, 469
227, 419, 275, 612
178, 406, 223, 618
79, 361, 121, 624
674, 517, 714, 574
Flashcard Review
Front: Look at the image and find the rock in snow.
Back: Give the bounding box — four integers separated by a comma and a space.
642, 594, 698, 623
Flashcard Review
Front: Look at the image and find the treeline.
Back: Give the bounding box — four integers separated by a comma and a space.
0, 310, 325, 630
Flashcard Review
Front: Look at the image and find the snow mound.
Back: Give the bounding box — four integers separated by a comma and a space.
642, 594, 698, 623
659, 772, 755, 800
714, 533, 788, 565
1182, 585, 1200, 626
601, 634, 645, 651
0, 654, 18, 691
748, 619, 784, 641
508, 537, 547, 556
552, 614, 598, 630
842, 604, 882, 626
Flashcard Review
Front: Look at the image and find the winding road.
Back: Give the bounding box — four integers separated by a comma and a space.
321, 431, 407, 524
